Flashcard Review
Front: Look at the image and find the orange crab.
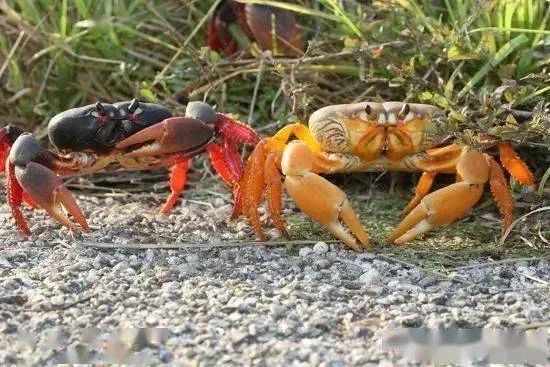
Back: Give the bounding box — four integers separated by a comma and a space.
238, 102, 535, 251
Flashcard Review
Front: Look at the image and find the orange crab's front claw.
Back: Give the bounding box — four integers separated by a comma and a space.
282, 142, 371, 251
389, 150, 490, 245
115, 117, 215, 158
7, 134, 88, 234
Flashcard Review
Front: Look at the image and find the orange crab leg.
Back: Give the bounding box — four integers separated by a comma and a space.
498, 142, 534, 187
389, 150, 488, 245
486, 155, 514, 232
402, 172, 437, 215
241, 140, 267, 241
160, 160, 190, 214
272, 123, 322, 152
264, 152, 289, 238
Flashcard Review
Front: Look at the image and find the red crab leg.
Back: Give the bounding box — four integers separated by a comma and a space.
6, 162, 31, 236
0, 129, 10, 171
223, 138, 245, 181
207, 143, 243, 218
216, 114, 260, 145
160, 160, 190, 214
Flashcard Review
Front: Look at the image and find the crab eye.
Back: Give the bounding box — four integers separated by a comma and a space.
128, 99, 140, 114
95, 102, 107, 116
398, 104, 411, 120
364, 104, 377, 120
365, 104, 371, 115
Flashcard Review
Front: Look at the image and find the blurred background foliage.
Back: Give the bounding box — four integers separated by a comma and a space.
0, 0, 548, 164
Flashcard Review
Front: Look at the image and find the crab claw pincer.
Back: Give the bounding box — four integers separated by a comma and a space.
7, 134, 88, 234
115, 117, 215, 158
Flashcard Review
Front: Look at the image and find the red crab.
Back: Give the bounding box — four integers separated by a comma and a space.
208, 0, 303, 56
1, 100, 259, 235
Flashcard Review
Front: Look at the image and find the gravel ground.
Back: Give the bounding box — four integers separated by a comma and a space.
0, 177, 549, 365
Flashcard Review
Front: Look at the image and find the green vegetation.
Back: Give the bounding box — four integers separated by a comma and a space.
0, 0, 548, 253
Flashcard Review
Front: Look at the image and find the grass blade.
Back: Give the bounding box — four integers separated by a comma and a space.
458, 34, 529, 99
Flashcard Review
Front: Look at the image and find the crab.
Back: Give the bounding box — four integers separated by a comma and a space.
238, 102, 535, 251
208, 0, 302, 57
1, 100, 259, 235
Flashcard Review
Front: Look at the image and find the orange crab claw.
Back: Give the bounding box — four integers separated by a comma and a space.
15, 162, 88, 232
389, 150, 488, 245
282, 142, 370, 251
116, 117, 214, 158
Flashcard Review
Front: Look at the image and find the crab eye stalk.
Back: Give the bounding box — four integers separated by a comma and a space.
128, 99, 140, 114
364, 104, 377, 121
398, 104, 410, 120
95, 102, 107, 116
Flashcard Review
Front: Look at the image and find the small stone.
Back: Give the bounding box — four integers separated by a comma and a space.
419, 276, 438, 288
504, 294, 517, 305
50, 295, 64, 307
270, 303, 287, 319
429, 293, 448, 305
0, 256, 12, 268
145, 315, 158, 326
299, 247, 312, 257
313, 241, 329, 254
399, 314, 422, 327
159, 350, 173, 363
359, 269, 380, 285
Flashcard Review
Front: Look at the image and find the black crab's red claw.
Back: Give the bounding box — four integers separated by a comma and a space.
115, 117, 215, 158
208, 0, 303, 57
244, 3, 303, 56
7, 134, 88, 234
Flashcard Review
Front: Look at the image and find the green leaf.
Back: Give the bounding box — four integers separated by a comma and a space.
458, 34, 529, 99
447, 45, 477, 61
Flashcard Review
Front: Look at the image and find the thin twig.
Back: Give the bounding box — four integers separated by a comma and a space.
447, 257, 549, 271
0, 30, 25, 79
79, 239, 339, 249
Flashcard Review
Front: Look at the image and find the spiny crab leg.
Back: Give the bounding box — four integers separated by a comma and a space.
7, 134, 88, 234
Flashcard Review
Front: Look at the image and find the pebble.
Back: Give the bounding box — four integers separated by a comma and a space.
359, 269, 380, 285
0, 185, 547, 366
299, 247, 313, 257
313, 242, 329, 254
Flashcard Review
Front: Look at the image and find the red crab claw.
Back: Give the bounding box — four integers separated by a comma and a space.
7, 134, 88, 234
115, 117, 215, 158
208, 0, 303, 57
